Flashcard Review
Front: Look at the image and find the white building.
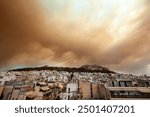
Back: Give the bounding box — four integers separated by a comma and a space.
60, 83, 78, 100
0, 72, 16, 85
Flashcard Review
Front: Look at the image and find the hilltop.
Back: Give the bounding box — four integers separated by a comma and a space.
9, 64, 115, 74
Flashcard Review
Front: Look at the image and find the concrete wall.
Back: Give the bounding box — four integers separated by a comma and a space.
66, 83, 78, 93
98, 83, 107, 99
92, 83, 100, 99
10, 89, 20, 100
80, 81, 91, 99
3, 86, 14, 100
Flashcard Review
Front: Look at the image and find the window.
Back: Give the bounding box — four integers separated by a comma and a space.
119, 82, 125, 87
68, 88, 70, 93
0, 76, 3, 79
125, 81, 132, 87
68, 95, 70, 100
112, 81, 119, 87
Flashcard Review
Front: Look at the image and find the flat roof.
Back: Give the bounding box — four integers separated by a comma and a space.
108, 87, 150, 93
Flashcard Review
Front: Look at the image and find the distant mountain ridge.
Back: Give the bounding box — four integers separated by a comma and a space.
9, 64, 115, 74
81, 64, 110, 71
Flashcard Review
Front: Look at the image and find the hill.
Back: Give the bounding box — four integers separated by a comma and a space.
10, 64, 115, 74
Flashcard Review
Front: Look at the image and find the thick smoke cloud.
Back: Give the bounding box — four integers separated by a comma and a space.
0, 0, 150, 75
0, 0, 48, 66
101, 0, 150, 74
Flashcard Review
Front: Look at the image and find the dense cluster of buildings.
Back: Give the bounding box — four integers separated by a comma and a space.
0, 68, 150, 100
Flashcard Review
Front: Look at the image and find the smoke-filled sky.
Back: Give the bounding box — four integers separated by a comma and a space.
0, 0, 150, 75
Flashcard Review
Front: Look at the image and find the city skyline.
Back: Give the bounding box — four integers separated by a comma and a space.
0, 0, 150, 75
